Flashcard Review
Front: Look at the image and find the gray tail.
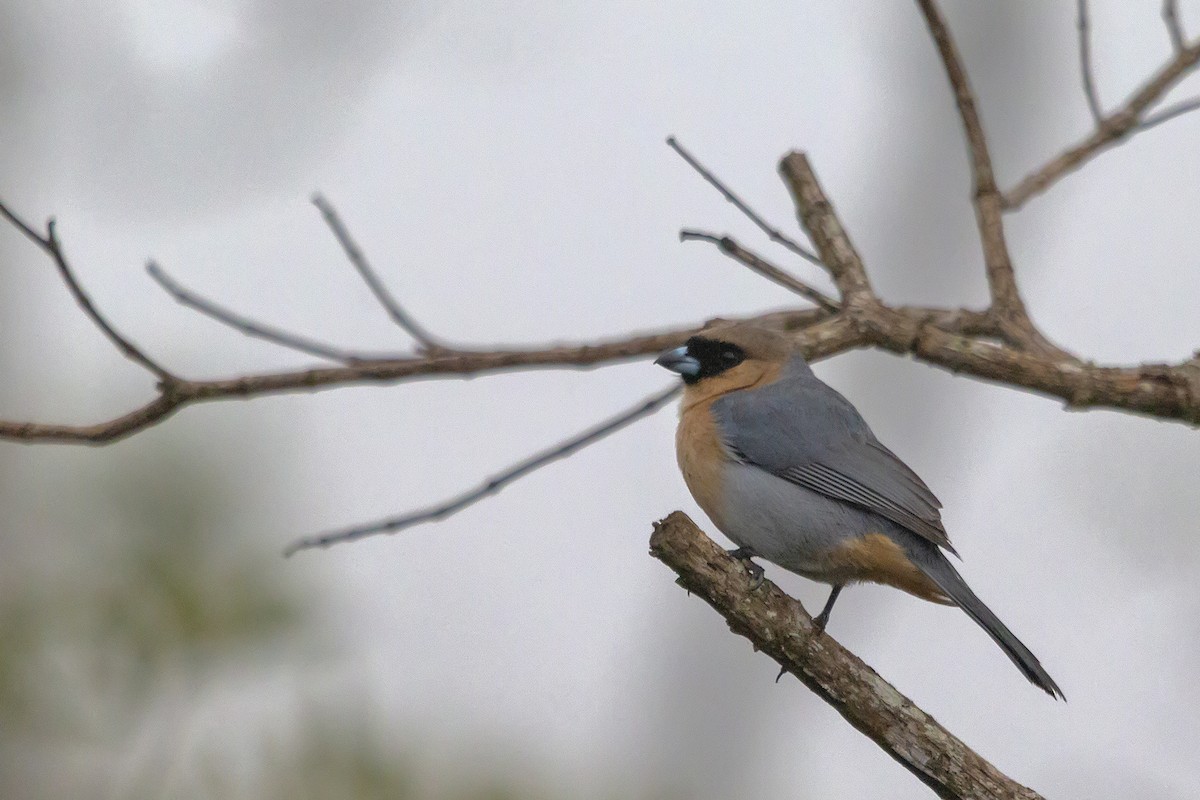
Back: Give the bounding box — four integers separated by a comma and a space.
915, 549, 1064, 700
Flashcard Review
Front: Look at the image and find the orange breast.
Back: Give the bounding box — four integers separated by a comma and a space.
675, 401, 731, 531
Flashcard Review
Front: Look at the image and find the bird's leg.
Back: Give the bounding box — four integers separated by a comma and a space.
812, 584, 844, 632
726, 547, 765, 590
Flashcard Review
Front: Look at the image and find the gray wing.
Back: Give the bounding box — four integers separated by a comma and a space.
713, 360, 955, 553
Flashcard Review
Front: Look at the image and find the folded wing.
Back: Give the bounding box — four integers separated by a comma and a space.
713, 361, 955, 554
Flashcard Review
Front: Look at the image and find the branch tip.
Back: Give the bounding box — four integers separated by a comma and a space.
1077, 0, 1105, 125
666, 135, 822, 265
146, 259, 367, 363
778, 152, 874, 306
312, 192, 447, 352
1163, 0, 1186, 53
680, 228, 839, 312
0, 200, 176, 382
285, 383, 683, 555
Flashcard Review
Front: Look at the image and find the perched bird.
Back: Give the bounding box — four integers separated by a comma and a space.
655, 322, 1062, 698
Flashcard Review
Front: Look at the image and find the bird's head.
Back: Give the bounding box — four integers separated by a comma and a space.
655, 322, 796, 401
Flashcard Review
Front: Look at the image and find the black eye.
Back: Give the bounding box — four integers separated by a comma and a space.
682, 337, 746, 381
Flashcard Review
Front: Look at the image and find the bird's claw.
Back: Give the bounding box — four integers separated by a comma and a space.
726, 547, 765, 590
746, 564, 765, 591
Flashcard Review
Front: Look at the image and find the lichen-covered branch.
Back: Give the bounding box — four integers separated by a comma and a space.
650, 512, 1045, 800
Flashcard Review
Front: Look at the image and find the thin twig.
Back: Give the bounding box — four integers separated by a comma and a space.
1003, 34, 1200, 209
1077, 0, 1105, 125
1164, 0, 1186, 53
1140, 95, 1200, 130
679, 229, 840, 312
0, 199, 177, 383
665, 136, 822, 266
311, 193, 447, 352
284, 383, 684, 555
146, 261, 389, 364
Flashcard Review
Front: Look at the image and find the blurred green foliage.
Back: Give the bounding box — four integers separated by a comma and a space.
0, 440, 590, 799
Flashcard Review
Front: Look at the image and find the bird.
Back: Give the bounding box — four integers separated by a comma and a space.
655, 321, 1063, 699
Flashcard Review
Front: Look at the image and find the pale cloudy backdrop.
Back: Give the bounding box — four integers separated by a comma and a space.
2, 2, 1199, 798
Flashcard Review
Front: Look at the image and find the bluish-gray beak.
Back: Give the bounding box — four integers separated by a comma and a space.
655, 345, 700, 378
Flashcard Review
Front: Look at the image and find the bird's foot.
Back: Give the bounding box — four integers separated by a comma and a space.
726, 547, 765, 590
811, 584, 844, 633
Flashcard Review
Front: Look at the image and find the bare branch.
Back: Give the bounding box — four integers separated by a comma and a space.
0, 199, 178, 383
285, 383, 683, 555
311, 193, 448, 352
913, 0, 1040, 343
1164, 0, 1186, 54
882, 311, 1200, 426
147, 260, 380, 364
1139, 95, 1200, 130
0, 310, 827, 445
778, 150, 1200, 426
666, 136, 822, 266
1004, 36, 1200, 209
650, 512, 1046, 800
7, 126, 1199, 455
1077, 0, 1105, 125
777, 153, 876, 306
2, 3, 1194, 792
678, 229, 840, 312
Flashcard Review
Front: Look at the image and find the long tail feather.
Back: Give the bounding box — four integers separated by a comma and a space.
915, 550, 1064, 700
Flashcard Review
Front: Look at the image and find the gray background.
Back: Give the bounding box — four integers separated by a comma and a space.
2, 1, 1198, 797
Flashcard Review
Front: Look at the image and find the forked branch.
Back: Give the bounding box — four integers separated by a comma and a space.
0, 202, 178, 383
1004, 2, 1200, 209
914, 0, 1046, 349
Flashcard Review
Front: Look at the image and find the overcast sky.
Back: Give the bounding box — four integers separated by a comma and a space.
3, 1, 1200, 798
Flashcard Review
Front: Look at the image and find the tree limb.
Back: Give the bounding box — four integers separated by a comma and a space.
0, 311, 826, 445
650, 511, 1045, 800
914, 0, 1046, 349
778, 151, 1200, 425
